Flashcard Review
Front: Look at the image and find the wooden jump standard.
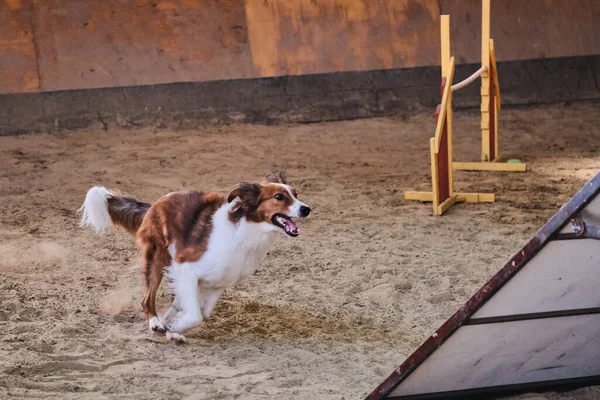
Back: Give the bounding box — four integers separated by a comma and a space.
454, 0, 526, 172
404, 15, 494, 216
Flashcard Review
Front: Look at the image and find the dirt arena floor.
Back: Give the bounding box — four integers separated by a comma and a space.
1, 101, 599, 400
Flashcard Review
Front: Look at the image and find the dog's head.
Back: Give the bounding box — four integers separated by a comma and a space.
227, 172, 311, 237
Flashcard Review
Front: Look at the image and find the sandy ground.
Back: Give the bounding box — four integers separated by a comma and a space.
1, 101, 599, 400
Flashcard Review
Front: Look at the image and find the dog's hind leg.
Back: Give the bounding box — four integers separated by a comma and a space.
141, 244, 169, 333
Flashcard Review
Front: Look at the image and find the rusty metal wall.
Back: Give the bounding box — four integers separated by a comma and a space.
1, 0, 598, 94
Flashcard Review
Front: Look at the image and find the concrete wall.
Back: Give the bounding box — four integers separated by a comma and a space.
1, 0, 599, 94
2, 54, 598, 136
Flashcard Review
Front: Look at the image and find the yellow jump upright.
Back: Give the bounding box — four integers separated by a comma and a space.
452, 0, 527, 173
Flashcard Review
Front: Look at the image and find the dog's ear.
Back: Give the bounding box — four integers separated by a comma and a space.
227, 182, 262, 213
227, 182, 262, 203
263, 171, 286, 185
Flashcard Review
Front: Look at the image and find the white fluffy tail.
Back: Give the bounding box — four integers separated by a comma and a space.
79, 186, 113, 234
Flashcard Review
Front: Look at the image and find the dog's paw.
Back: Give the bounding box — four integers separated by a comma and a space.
166, 331, 187, 343
149, 316, 166, 334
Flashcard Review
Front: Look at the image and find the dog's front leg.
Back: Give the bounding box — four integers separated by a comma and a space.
199, 288, 224, 320
160, 304, 179, 326
165, 269, 202, 342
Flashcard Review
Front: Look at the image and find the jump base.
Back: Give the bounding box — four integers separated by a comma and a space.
404, 191, 495, 215
453, 161, 527, 172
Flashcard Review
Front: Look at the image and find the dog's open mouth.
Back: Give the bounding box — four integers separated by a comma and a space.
272, 213, 298, 237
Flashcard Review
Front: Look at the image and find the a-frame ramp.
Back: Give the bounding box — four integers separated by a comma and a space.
367, 172, 600, 400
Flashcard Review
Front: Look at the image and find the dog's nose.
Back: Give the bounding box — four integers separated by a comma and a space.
299, 206, 311, 217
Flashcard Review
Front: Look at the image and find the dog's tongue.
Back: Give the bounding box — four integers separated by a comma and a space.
283, 219, 298, 236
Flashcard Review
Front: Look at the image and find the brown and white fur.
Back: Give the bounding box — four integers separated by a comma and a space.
79, 172, 310, 342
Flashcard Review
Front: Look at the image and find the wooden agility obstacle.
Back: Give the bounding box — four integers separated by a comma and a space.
404, 14, 494, 216
453, 0, 527, 173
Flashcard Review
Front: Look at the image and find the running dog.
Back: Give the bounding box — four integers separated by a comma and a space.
79, 172, 310, 342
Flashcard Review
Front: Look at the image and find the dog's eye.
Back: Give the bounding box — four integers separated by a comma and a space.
274, 193, 285, 201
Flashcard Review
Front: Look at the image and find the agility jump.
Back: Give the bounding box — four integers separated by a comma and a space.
404, 14, 494, 216
404, 0, 524, 215
404, 0, 502, 215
